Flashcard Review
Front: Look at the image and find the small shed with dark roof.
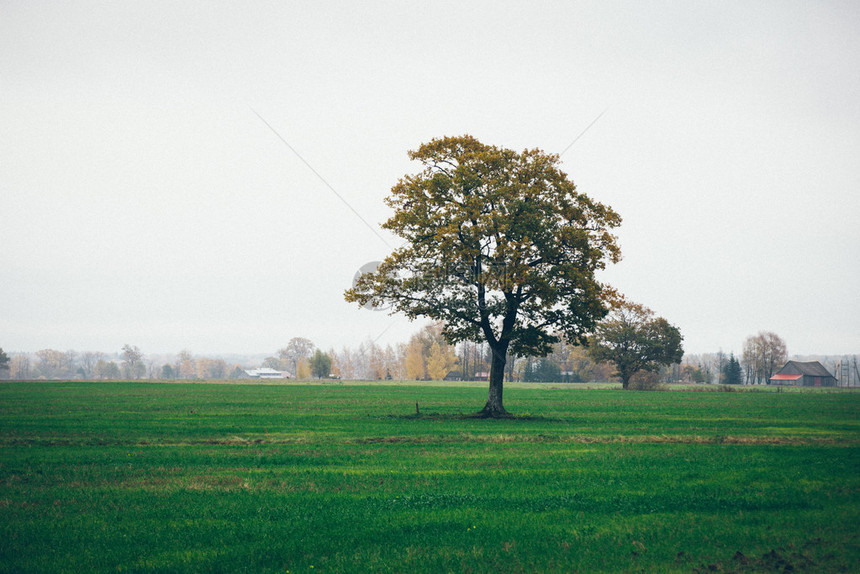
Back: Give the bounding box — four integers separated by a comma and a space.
770, 361, 837, 387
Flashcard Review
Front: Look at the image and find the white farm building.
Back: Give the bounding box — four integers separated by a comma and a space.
244, 368, 291, 379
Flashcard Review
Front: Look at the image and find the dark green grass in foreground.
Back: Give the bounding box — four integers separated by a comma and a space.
1, 382, 858, 573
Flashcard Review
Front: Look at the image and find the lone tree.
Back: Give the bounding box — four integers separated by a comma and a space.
121, 344, 145, 379
309, 349, 332, 379
742, 331, 787, 384
587, 300, 683, 389
346, 135, 621, 416
278, 337, 316, 376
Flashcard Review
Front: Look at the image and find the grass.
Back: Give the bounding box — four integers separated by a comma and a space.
1, 381, 858, 572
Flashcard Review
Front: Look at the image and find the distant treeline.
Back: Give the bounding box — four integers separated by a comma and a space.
1, 330, 855, 385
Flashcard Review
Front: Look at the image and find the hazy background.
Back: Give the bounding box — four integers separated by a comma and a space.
2, 1, 858, 356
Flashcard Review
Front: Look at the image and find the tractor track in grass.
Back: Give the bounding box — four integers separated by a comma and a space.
2, 433, 855, 448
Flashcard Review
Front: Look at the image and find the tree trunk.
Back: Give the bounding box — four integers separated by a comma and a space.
621, 375, 630, 390
478, 343, 510, 417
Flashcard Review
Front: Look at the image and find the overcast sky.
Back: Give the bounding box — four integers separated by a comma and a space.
2, 1, 858, 358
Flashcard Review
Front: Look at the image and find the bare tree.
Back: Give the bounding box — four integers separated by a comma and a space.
278, 337, 316, 376
35, 349, 70, 379
741, 332, 787, 384
80, 352, 104, 379
177, 350, 196, 379
332, 347, 356, 380
10, 354, 31, 379
196, 357, 227, 379
762, 332, 787, 381
121, 345, 145, 379
715, 349, 726, 385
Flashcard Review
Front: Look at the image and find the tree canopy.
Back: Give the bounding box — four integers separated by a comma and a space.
309, 349, 332, 379
346, 135, 621, 415
587, 300, 684, 389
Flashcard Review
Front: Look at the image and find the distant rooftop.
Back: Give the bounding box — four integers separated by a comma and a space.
244, 368, 290, 379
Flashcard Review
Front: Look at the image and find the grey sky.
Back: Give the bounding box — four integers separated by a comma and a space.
2, 1, 858, 356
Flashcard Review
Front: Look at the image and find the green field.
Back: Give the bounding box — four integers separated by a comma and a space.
1, 382, 858, 573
